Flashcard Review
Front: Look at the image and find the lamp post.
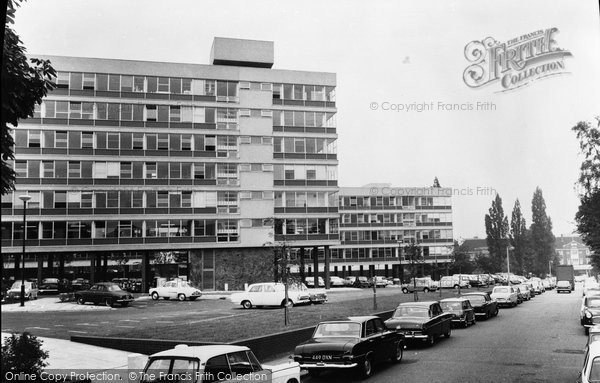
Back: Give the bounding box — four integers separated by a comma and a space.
19, 195, 32, 307
506, 245, 515, 286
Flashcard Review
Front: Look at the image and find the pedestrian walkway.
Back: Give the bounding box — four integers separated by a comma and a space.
1, 332, 133, 370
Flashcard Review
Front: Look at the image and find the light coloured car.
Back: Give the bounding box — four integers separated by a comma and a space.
578, 342, 600, 383
587, 325, 600, 350
136, 344, 300, 383
514, 284, 531, 301
304, 276, 324, 288
6, 281, 39, 300
440, 276, 470, 289
490, 286, 518, 307
149, 279, 202, 301
369, 276, 389, 288
402, 277, 438, 293
328, 276, 346, 287
230, 282, 312, 309
343, 276, 357, 286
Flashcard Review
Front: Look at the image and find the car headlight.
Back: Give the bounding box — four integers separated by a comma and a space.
586, 311, 593, 319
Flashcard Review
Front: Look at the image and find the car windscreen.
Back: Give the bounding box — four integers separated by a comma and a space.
313, 322, 361, 338
494, 287, 509, 294
586, 298, 600, 308
143, 357, 200, 382
394, 306, 429, 318
107, 284, 124, 292
465, 296, 485, 305
10, 282, 26, 289
440, 302, 462, 310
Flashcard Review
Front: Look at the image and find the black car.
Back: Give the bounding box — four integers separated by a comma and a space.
293, 315, 405, 378
581, 295, 600, 334
353, 276, 370, 288
462, 292, 499, 319
74, 282, 134, 307
384, 301, 453, 346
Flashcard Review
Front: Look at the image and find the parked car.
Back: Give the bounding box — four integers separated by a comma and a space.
581, 295, 600, 334
75, 282, 134, 307
293, 316, 405, 378
490, 286, 518, 307
140, 344, 300, 383
343, 276, 357, 286
401, 277, 438, 294
587, 325, 600, 350
384, 301, 453, 346
5, 281, 39, 301
511, 285, 524, 304
305, 276, 325, 288
439, 276, 470, 289
329, 276, 346, 287
514, 285, 531, 301
467, 275, 486, 288
353, 276, 370, 288
439, 298, 476, 328
369, 276, 389, 288
461, 292, 499, 319
299, 283, 327, 304
149, 279, 202, 301
230, 282, 311, 309
39, 278, 61, 295
557, 280, 573, 293
577, 342, 600, 383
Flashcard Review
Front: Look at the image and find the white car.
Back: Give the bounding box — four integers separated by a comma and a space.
230, 282, 312, 309
304, 276, 324, 287
579, 342, 600, 383
440, 276, 470, 289
136, 344, 300, 383
149, 280, 202, 301
6, 281, 39, 300
329, 276, 346, 287
490, 286, 518, 307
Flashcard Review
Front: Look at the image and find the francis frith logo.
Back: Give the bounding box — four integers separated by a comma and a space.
463, 28, 572, 92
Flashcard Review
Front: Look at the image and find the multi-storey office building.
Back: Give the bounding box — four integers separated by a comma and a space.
331, 184, 454, 278
1, 37, 340, 290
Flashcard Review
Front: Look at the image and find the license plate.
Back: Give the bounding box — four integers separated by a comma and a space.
312, 355, 332, 360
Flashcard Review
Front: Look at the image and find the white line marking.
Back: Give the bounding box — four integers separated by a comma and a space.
116, 325, 135, 328
76, 323, 98, 326
53, 325, 64, 327
26, 327, 50, 330
68, 330, 88, 334
119, 319, 140, 322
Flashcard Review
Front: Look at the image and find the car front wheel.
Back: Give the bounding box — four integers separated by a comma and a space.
281, 299, 294, 308
242, 300, 252, 309
104, 298, 114, 307
424, 288, 430, 293
390, 343, 403, 363
358, 356, 373, 378
76, 296, 85, 305
426, 334, 435, 347
402, 288, 409, 294
178, 294, 186, 301
444, 327, 452, 338
151, 292, 159, 300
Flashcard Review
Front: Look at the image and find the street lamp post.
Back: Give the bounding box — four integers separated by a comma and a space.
19, 195, 32, 307
506, 245, 515, 286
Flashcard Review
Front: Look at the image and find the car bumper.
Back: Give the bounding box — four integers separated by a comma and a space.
451, 317, 467, 323
299, 362, 358, 369
397, 331, 427, 339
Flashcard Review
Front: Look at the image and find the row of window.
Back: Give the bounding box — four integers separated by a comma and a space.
274, 191, 339, 208
36, 101, 239, 124
273, 218, 339, 235
340, 196, 452, 208
16, 130, 245, 152
55, 71, 236, 97
53, 71, 337, 102
272, 111, 336, 128
342, 229, 454, 242
273, 165, 338, 181
13, 160, 240, 180
341, 213, 453, 224
340, 246, 452, 258
273, 137, 337, 155
272, 84, 335, 102
1, 190, 251, 210
2, 219, 238, 242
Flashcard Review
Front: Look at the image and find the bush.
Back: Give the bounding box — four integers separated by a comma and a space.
1, 332, 48, 377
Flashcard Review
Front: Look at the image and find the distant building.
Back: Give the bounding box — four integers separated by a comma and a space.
555, 235, 592, 273
460, 237, 489, 261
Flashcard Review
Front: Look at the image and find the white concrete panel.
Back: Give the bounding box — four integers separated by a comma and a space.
240, 171, 273, 190
239, 89, 273, 109
239, 144, 272, 163
239, 116, 273, 136
240, 227, 274, 247
240, 200, 274, 218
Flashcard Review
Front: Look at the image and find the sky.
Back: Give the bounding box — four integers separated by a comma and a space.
12, 0, 600, 240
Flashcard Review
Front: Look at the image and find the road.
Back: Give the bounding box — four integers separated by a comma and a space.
303, 287, 585, 383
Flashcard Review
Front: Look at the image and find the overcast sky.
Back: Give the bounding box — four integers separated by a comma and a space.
13, 0, 600, 240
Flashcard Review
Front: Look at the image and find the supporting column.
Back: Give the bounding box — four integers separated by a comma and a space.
37, 254, 44, 285
47, 254, 54, 276
58, 254, 65, 281
14, 254, 20, 278
324, 245, 330, 290
299, 248, 306, 284
89, 253, 96, 284
102, 253, 108, 281
313, 246, 319, 282
141, 251, 150, 293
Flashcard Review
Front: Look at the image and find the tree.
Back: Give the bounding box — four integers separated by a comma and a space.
433, 177, 441, 187
529, 187, 556, 276
484, 194, 509, 271
510, 199, 528, 274
1, 332, 48, 377
2, 0, 56, 195
573, 118, 600, 271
